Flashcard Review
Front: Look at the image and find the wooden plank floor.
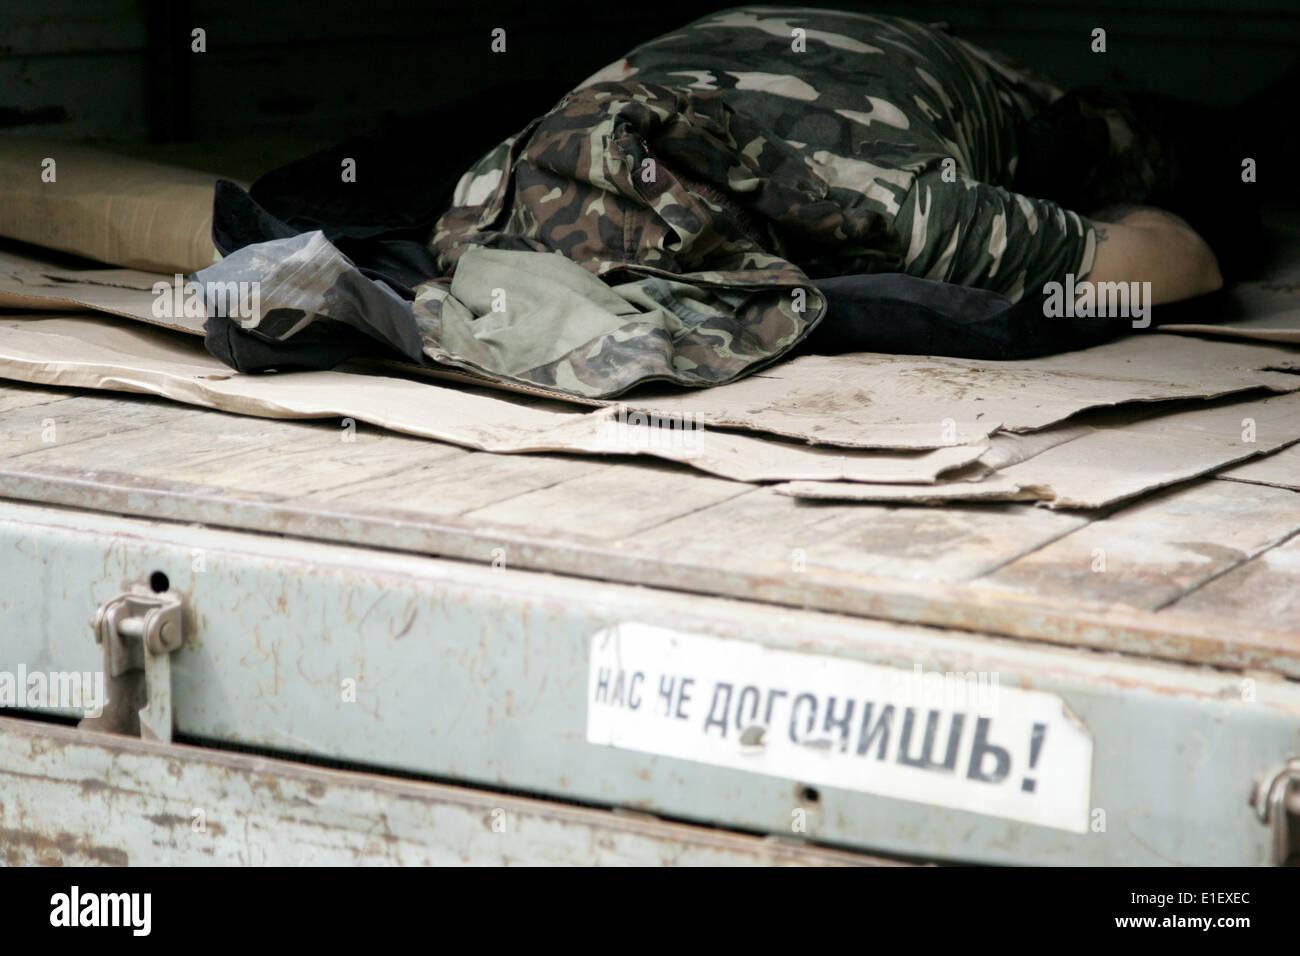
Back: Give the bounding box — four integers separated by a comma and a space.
2, 378, 1298, 679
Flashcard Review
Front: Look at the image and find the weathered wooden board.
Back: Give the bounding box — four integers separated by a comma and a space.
624, 489, 1088, 584
7, 380, 1295, 666
0, 381, 72, 415
974, 479, 1300, 610
0, 392, 184, 455
13, 410, 467, 499
464, 459, 750, 540
3, 452, 1297, 677
1164, 531, 1300, 631
304, 450, 613, 517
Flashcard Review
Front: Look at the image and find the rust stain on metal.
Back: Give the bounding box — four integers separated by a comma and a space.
79, 777, 109, 795
145, 813, 225, 836
2, 716, 903, 865
0, 826, 128, 866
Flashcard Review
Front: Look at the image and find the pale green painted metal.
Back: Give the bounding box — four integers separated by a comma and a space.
1, 499, 1296, 865
0, 716, 883, 866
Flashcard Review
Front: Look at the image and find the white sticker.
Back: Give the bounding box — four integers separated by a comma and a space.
587, 623, 1093, 833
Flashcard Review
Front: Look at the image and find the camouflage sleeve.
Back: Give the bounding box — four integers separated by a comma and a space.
892, 168, 1097, 302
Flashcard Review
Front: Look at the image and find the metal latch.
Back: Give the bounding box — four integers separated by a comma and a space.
1251, 758, 1300, 865
80, 583, 186, 743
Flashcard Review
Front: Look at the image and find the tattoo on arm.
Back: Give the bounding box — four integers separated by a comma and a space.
1093, 225, 1109, 244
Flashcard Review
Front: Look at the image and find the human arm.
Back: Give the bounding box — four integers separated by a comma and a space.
1083, 203, 1223, 304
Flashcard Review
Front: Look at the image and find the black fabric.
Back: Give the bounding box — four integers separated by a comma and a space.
803, 273, 1242, 361
211, 75, 564, 290
212, 179, 441, 299
243, 77, 562, 247
803, 274, 1129, 361
204, 310, 395, 373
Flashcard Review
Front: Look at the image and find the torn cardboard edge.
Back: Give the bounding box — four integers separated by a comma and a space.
776, 475, 1036, 504
0, 313, 996, 485
1159, 324, 1300, 345
0, 246, 206, 336
1217, 444, 1300, 492
775, 391, 1300, 510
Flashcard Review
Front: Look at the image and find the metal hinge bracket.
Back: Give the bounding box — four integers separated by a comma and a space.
80, 583, 186, 743
1251, 758, 1300, 866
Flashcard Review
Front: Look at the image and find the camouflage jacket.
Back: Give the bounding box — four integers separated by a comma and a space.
420, 7, 1099, 396
418, 78, 901, 395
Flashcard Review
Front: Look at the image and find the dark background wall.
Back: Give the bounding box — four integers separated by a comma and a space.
1, 0, 1296, 179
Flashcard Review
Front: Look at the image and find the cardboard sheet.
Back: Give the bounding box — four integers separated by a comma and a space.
616, 334, 1300, 449
0, 314, 988, 485
0, 247, 199, 334
775, 391, 1300, 509
1159, 259, 1300, 345
0, 141, 233, 275
2, 301, 1298, 500
1159, 318, 1300, 345
15, 306, 1292, 509
996, 392, 1300, 508
1218, 444, 1300, 492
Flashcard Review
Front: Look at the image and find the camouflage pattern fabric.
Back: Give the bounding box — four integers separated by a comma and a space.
562, 5, 1096, 296
423, 6, 1099, 396
420, 78, 898, 395
200, 6, 1107, 399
